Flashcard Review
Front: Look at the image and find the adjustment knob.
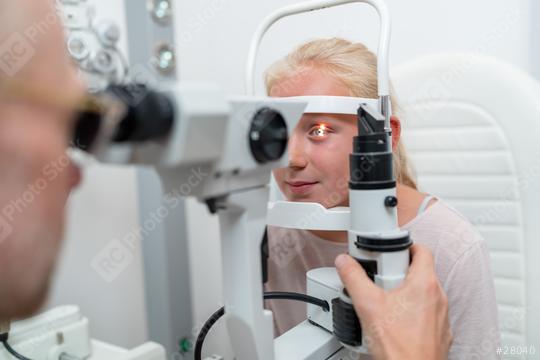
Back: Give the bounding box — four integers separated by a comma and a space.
249, 108, 288, 164
332, 293, 362, 347
385, 195, 398, 207
72, 84, 175, 151
96, 21, 121, 47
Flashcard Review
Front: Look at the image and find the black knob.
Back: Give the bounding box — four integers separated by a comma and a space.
72, 84, 175, 151
332, 297, 362, 347
385, 196, 398, 208
249, 107, 288, 164
72, 110, 101, 151
107, 84, 174, 142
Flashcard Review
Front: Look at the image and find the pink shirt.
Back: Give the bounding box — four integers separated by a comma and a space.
264, 200, 500, 359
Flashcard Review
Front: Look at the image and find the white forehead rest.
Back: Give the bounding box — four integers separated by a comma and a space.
284, 95, 381, 115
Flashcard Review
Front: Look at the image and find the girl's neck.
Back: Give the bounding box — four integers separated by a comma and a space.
309, 229, 348, 243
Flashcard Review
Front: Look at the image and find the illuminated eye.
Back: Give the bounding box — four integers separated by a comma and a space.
311, 124, 330, 137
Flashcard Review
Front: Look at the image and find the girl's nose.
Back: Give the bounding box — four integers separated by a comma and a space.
287, 135, 308, 169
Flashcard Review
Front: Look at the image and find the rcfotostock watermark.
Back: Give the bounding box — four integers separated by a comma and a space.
177, 0, 226, 47
0, 33, 35, 76
91, 166, 209, 282
269, 230, 307, 269
0, 215, 13, 244
471, 158, 540, 227
407, 7, 519, 124
0, 9, 61, 77
0, 151, 73, 244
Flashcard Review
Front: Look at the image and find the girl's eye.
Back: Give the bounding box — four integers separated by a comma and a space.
308, 124, 332, 138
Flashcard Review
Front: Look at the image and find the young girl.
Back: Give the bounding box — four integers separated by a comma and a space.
264, 38, 500, 359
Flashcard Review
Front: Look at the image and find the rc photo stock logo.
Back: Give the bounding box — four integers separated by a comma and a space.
0, 33, 35, 77
91, 239, 135, 283
0, 215, 13, 244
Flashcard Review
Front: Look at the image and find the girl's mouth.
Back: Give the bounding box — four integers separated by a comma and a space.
286, 181, 319, 194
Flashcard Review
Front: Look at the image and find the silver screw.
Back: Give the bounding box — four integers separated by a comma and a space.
67, 35, 90, 61
152, 43, 176, 74
56, 332, 65, 345
92, 49, 115, 74
96, 21, 120, 46
150, 0, 172, 24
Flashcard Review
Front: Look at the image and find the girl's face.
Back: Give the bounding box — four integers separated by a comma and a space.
270, 67, 400, 208
270, 68, 357, 208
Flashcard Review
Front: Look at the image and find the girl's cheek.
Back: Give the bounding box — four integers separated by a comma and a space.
306, 145, 326, 167
335, 176, 349, 191
273, 168, 285, 183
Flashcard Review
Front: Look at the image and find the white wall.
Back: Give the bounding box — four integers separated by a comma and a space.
532, 0, 540, 80
176, 0, 531, 93
47, 164, 148, 347
47, 0, 533, 354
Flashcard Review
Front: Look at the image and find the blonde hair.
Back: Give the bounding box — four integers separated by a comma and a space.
265, 38, 417, 189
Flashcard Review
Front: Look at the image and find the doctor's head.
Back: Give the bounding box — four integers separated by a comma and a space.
0, 0, 84, 317
266, 38, 416, 208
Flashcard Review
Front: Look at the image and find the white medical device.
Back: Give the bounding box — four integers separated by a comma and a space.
248, 0, 411, 356
1, 1, 411, 359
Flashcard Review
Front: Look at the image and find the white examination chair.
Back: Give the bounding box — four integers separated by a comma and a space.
392, 53, 540, 352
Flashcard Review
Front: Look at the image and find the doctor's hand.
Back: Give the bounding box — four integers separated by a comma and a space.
335, 244, 452, 360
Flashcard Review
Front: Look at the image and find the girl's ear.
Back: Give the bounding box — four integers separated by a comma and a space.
390, 115, 401, 151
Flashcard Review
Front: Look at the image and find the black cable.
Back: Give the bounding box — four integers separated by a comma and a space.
1, 334, 33, 360
261, 227, 269, 284
1, 332, 81, 360
194, 291, 330, 360
264, 292, 330, 311
194, 307, 225, 360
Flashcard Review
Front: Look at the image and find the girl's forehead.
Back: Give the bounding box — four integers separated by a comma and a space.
270, 69, 350, 97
